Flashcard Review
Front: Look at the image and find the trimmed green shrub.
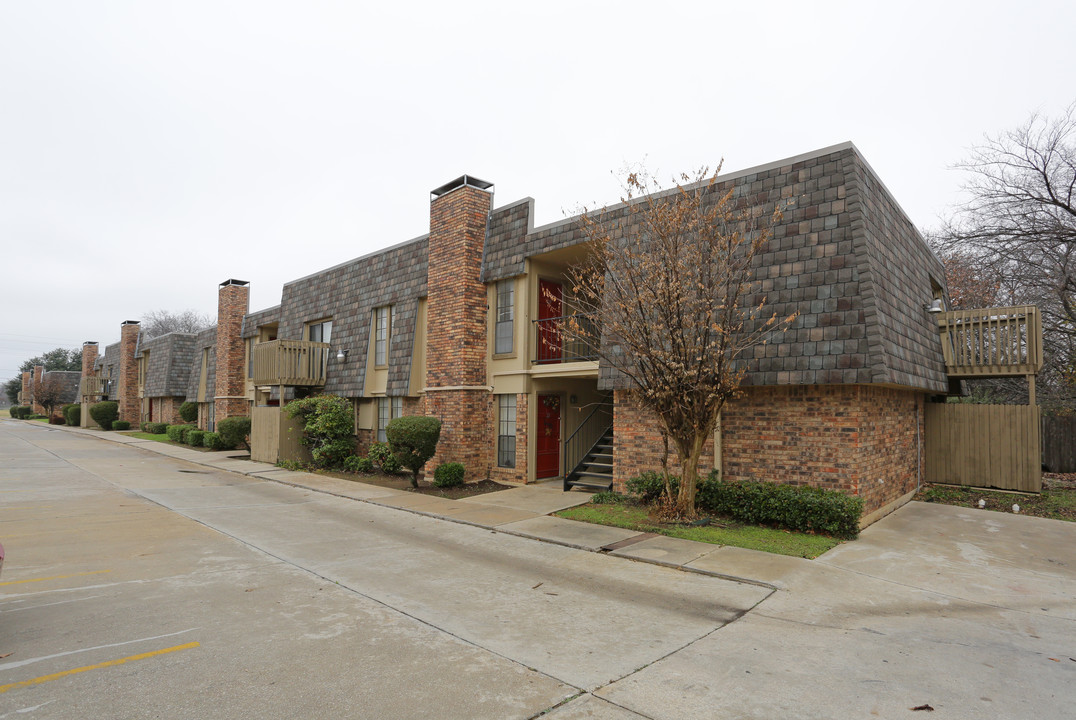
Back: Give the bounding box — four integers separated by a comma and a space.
433, 462, 465, 488
89, 401, 119, 431
111, 420, 131, 431
284, 396, 353, 467
367, 442, 392, 470
63, 404, 80, 426
591, 490, 624, 504
166, 424, 194, 442
217, 416, 252, 451
187, 429, 205, 446
381, 453, 401, 474
179, 401, 199, 423
386, 416, 441, 488
203, 432, 226, 450
625, 471, 679, 503
10, 406, 29, 419
697, 473, 863, 539
144, 422, 168, 435
343, 455, 374, 473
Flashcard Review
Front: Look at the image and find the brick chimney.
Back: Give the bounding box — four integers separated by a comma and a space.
424, 176, 494, 477
32, 365, 44, 415
21, 371, 31, 407
116, 321, 141, 424
214, 279, 250, 423
80, 342, 99, 427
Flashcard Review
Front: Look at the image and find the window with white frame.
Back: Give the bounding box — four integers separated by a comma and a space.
374, 306, 390, 366
497, 394, 516, 468
307, 319, 332, 344
377, 396, 404, 442
495, 280, 514, 355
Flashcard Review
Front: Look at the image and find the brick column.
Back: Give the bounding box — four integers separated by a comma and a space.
80, 342, 99, 427
116, 321, 141, 424
214, 279, 250, 422
20, 371, 31, 406
424, 176, 494, 478
32, 365, 44, 415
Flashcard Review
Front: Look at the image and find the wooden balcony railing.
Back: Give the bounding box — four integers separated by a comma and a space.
533, 314, 600, 364
937, 305, 1042, 378
80, 375, 108, 398
252, 340, 330, 386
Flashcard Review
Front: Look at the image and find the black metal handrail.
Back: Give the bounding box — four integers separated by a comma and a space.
563, 393, 613, 482
533, 314, 599, 364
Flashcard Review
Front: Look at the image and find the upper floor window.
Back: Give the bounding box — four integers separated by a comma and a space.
307, 319, 332, 344
495, 280, 514, 355
374, 306, 391, 366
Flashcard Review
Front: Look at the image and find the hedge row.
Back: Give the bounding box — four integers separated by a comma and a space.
625, 471, 863, 539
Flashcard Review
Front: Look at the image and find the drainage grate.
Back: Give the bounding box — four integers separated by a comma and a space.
177, 470, 208, 474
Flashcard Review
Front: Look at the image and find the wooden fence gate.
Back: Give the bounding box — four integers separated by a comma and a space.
1042, 414, 1076, 473
251, 406, 310, 465
924, 403, 1041, 492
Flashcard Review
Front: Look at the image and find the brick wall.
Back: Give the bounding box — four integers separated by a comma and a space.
21, 371, 30, 406
614, 384, 923, 518
116, 322, 141, 424
424, 180, 494, 480
489, 393, 529, 484
32, 366, 43, 415
214, 281, 250, 423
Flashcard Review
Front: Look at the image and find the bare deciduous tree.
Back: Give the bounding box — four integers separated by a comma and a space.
937, 103, 1076, 409
140, 309, 213, 339
35, 374, 69, 419
560, 166, 795, 519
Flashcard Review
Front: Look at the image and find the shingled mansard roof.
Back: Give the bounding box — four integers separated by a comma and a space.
41, 370, 81, 404
244, 142, 948, 396
184, 326, 218, 402
137, 332, 197, 398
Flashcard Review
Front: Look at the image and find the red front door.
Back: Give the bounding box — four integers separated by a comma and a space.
537, 279, 563, 363
536, 393, 561, 478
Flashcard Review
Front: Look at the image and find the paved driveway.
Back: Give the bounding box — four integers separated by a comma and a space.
590, 501, 1076, 719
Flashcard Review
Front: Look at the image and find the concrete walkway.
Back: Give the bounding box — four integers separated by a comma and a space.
51, 424, 787, 589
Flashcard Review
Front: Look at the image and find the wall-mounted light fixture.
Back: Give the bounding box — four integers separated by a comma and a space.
336, 348, 349, 361
925, 298, 944, 314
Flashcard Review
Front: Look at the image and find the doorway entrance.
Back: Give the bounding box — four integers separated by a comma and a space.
536, 393, 561, 479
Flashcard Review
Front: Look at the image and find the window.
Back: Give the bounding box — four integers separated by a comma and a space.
495, 280, 514, 355
497, 394, 516, 468
374, 306, 390, 366
308, 320, 332, 344
377, 396, 404, 442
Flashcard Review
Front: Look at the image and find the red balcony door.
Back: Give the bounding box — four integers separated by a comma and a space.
536, 393, 561, 479
537, 279, 562, 363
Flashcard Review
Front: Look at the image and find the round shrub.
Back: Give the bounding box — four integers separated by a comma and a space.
367, 442, 393, 470
111, 420, 131, 431
625, 471, 679, 504
381, 453, 401, 475
433, 462, 465, 488
203, 432, 226, 450
63, 403, 80, 426
144, 422, 168, 435
343, 455, 374, 473
179, 401, 199, 423
10, 406, 29, 419
166, 424, 194, 442
187, 429, 205, 446
217, 416, 251, 451
386, 416, 441, 488
284, 396, 352, 468
89, 401, 119, 431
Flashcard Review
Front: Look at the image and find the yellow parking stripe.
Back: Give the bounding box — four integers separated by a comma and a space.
0, 642, 200, 694
0, 570, 112, 586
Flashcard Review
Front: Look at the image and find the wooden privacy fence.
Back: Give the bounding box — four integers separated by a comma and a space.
251, 405, 310, 465
924, 403, 1041, 493
1042, 415, 1076, 473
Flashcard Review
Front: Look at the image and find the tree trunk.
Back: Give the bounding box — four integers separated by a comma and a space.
673, 433, 706, 519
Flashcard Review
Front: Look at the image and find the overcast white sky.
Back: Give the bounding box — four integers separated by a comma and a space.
2, 0, 1073, 382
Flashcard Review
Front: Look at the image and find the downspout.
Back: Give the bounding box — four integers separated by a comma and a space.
916, 397, 921, 492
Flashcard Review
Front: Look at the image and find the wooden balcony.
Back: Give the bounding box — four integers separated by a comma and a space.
252, 340, 330, 386
80, 375, 108, 398
937, 305, 1042, 378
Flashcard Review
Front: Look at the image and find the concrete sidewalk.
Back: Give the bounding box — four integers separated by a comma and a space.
48, 423, 789, 589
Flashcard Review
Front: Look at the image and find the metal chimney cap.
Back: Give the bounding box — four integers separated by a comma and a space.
220, 279, 250, 287
431, 175, 493, 198
121, 320, 140, 325
83, 341, 98, 346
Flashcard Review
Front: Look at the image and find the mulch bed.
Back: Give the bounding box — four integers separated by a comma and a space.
314, 469, 511, 499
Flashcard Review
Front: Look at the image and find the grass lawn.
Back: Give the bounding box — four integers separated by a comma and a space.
123, 431, 172, 443
915, 476, 1076, 522
0, 408, 10, 419
556, 501, 843, 558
